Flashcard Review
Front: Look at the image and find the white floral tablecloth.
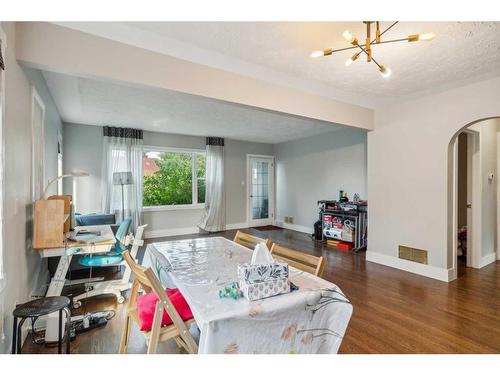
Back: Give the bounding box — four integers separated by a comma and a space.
143, 237, 352, 354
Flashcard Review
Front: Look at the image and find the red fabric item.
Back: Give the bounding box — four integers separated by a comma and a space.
136, 288, 193, 331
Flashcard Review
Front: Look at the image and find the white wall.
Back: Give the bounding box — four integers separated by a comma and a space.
275, 128, 367, 233
63, 123, 274, 237
0, 22, 44, 353
368, 77, 500, 281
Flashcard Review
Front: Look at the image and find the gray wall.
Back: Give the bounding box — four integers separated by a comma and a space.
62, 123, 103, 213
63, 123, 273, 235
0, 23, 63, 353
275, 128, 367, 231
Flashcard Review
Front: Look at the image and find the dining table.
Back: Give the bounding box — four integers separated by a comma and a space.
142, 236, 353, 354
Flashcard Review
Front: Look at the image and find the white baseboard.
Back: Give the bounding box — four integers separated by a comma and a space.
225, 222, 248, 230
145, 226, 199, 239
145, 222, 250, 239
275, 221, 313, 235
478, 252, 497, 268
366, 251, 451, 282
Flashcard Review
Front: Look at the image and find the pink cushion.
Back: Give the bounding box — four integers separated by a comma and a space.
136, 288, 193, 331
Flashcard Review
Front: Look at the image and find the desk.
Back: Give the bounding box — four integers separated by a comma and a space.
39, 225, 115, 342
144, 237, 353, 354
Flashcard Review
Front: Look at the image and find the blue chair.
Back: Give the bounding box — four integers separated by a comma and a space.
72, 220, 147, 308
78, 218, 132, 268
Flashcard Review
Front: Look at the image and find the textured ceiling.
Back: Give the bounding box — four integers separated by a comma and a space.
55, 21, 500, 107
41, 70, 344, 144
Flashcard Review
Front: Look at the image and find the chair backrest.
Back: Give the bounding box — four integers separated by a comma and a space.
121, 250, 198, 353
114, 219, 132, 253
270, 243, 326, 277
122, 250, 152, 293
233, 230, 272, 250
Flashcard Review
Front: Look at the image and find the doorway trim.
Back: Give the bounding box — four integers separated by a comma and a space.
448, 117, 500, 280
246, 154, 275, 227
450, 128, 480, 280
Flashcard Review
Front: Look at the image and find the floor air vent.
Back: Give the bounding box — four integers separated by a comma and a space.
399, 245, 428, 265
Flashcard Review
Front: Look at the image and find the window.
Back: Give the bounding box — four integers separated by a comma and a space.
143, 147, 206, 208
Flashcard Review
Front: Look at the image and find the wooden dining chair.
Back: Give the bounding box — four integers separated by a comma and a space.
233, 230, 272, 250
270, 243, 326, 277
119, 250, 198, 354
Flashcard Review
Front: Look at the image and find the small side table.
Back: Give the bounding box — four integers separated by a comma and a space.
12, 296, 71, 354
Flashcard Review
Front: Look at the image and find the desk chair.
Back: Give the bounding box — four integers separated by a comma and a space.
119, 250, 198, 354
72, 221, 146, 307
270, 243, 326, 277
233, 230, 272, 250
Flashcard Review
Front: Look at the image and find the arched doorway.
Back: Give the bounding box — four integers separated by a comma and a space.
447, 117, 500, 280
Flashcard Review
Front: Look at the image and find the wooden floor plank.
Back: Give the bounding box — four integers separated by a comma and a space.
21, 227, 500, 354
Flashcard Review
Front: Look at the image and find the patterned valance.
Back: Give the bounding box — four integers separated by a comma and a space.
103, 126, 143, 140
206, 137, 224, 147
0, 40, 5, 71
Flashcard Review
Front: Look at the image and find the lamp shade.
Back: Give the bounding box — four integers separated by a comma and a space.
113, 172, 133, 185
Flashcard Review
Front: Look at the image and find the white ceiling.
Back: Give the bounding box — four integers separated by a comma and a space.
41, 70, 344, 144
55, 21, 500, 108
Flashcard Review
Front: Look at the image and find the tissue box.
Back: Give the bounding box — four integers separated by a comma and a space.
237, 262, 289, 284
240, 278, 290, 301
238, 262, 290, 301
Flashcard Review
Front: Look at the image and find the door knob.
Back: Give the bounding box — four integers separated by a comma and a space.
467, 203, 472, 208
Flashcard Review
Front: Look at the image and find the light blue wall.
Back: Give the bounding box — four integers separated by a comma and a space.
275, 128, 367, 231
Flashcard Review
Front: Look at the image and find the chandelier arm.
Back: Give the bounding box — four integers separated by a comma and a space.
330, 45, 361, 53
370, 37, 411, 45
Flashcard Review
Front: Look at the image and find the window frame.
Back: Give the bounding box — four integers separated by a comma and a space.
142, 146, 206, 211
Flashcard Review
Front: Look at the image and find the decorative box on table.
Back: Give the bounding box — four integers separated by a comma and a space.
237, 262, 290, 301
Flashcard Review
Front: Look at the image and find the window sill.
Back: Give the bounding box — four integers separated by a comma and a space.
143, 204, 205, 212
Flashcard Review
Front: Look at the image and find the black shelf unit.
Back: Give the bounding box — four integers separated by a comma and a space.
318, 201, 367, 252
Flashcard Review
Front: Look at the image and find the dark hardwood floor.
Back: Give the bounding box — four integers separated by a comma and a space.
22, 227, 500, 354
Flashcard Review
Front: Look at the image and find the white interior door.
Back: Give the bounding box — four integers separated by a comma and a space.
247, 155, 274, 227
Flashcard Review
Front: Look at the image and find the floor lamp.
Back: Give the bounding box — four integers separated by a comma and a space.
113, 172, 133, 222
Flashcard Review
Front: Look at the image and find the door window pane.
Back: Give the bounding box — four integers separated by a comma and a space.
251, 160, 269, 220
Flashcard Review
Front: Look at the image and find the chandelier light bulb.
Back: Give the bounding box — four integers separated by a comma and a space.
342, 30, 355, 43
310, 50, 324, 58
345, 52, 361, 66
418, 32, 436, 41
379, 66, 392, 78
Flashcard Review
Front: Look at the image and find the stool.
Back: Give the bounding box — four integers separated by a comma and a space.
12, 296, 71, 354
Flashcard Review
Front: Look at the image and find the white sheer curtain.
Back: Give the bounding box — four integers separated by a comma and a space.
101, 127, 143, 231
199, 137, 225, 232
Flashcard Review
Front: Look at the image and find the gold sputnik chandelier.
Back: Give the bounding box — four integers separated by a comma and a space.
311, 21, 435, 78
